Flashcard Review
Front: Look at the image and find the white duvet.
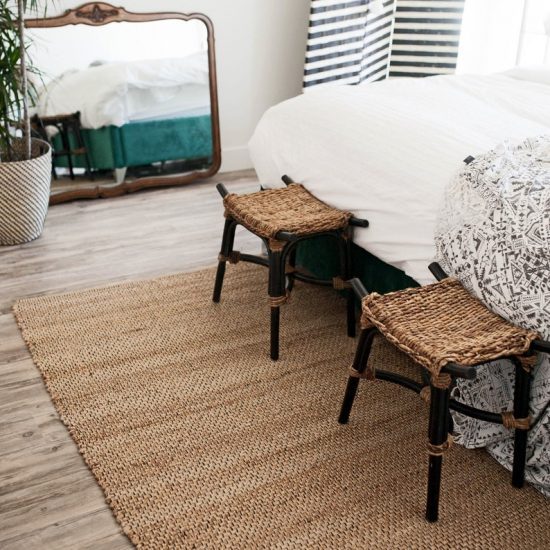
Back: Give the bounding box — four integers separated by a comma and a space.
249, 67, 550, 285
36, 52, 210, 129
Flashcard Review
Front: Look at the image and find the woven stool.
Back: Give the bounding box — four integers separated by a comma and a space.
338, 263, 549, 523
31, 112, 94, 181
212, 176, 368, 360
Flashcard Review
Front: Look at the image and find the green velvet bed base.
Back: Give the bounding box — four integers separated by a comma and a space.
296, 235, 418, 295
54, 114, 213, 171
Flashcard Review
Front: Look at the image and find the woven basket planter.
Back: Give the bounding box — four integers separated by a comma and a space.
0, 139, 52, 246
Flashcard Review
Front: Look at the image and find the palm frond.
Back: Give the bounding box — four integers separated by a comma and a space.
0, 0, 46, 160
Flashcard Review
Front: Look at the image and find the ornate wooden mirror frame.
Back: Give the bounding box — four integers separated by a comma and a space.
26, 2, 221, 205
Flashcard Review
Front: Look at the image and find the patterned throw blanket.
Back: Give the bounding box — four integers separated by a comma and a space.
435, 135, 550, 497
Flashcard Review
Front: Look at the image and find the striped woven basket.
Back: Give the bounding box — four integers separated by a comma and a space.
0, 139, 51, 246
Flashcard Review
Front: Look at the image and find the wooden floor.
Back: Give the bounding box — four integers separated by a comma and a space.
0, 170, 260, 549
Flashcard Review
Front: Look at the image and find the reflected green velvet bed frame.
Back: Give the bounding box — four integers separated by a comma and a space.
54, 113, 213, 171
296, 235, 419, 295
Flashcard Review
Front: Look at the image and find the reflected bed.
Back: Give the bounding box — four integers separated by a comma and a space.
36, 53, 213, 173
52, 111, 213, 172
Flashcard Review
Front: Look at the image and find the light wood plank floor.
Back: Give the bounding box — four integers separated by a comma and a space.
0, 170, 260, 549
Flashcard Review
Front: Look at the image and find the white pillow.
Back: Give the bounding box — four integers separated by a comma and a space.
502, 65, 550, 86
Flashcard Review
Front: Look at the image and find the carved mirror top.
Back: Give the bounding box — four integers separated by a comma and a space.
26, 2, 213, 29
75, 3, 119, 24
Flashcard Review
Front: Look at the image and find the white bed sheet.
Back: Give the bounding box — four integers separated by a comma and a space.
123, 84, 210, 124
36, 52, 210, 129
249, 68, 550, 285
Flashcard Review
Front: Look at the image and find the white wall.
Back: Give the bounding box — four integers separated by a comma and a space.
457, 0, 525, 74
517, 0, 550, 65
34, 1, 311, 172
29, 20, 207, 82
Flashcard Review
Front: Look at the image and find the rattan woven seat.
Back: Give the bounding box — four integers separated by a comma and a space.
213, 178, 367, 360
361, 278, 538, 376
223, 184, 351, 239
338, 265, 545, 524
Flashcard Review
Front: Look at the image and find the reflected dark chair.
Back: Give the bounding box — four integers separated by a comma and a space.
31, 112, 93, 181
338, 262, 549, 522
212, 175, 369, 360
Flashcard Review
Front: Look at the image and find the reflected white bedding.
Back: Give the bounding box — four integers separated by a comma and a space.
36, 52, 210, 129
249, 68, 550, 284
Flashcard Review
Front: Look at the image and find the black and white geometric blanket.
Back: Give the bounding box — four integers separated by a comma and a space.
435, 135, 550, 497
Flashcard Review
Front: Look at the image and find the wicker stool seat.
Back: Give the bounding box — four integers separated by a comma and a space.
361, 278, 537, 376
213, 177, 368, 360
339, 264, 547, 523
223, 184, 351, 239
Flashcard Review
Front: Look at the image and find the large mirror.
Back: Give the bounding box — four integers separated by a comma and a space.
25, 2, 221, 204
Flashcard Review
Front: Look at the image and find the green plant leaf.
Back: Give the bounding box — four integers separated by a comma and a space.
0, 0, 46, 160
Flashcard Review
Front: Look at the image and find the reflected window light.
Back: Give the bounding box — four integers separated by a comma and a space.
457, 0, 550, 74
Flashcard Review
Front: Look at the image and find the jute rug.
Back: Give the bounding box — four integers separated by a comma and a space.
13, 265, 549, 549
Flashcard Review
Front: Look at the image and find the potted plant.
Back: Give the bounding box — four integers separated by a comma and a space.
0, 0, 51, 245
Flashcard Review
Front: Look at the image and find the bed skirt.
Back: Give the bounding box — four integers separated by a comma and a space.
53, 114, 213, 171
296, 236, 418, 295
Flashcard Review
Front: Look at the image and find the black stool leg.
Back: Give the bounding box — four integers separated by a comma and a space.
337, 232, 356, 338
270, 306, 280, 360
346, 289, 356, 337
338, 327, 377, 424
286, 246, 297, 293
60, 122, 75, 180
344, 235, 356, 337
511, 358, 532, 488
268, 246, 286, 361
76, 126, 94, 181
213, 218, 237, 303
426, 377, 451, 523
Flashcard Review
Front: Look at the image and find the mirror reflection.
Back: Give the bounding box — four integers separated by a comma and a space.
27, 17, 214, 196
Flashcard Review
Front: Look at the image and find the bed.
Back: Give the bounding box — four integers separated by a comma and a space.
249, 67, 550, 290
249, 67, 550, 496
36, 52, 213, 174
